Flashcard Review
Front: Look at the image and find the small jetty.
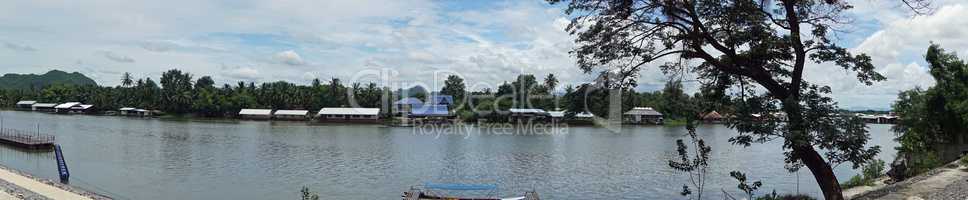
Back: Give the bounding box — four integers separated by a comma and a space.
0, 128, 55, 150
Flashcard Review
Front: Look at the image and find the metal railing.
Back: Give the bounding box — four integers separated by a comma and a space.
0, 128, 55, 144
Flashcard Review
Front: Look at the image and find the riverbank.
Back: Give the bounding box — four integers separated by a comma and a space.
0, 164, 110, 200
847, 160, 968, 200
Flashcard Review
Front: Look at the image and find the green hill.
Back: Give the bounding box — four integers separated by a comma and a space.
0, 70, 97, 90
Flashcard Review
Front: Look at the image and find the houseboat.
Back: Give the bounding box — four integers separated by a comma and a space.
119, 107, 152, 117
239, 109, 273, 120
623, 107, 664, 125
15, 101, 35, 110
273, 110, 310, 121
31, 103, 58, 112
316, 107, 381, 123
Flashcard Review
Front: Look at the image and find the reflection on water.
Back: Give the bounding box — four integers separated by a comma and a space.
0, 111, 897, 200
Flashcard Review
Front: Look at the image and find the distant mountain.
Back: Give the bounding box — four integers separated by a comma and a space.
0, 70, 97, 90
398, 85, 428, 96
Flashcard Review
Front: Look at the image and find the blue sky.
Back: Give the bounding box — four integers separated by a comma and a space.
1, 0, 966, 110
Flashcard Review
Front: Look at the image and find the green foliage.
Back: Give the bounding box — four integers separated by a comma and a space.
841, 159, 885, 188
300, 186, 319, 200
121, 72, 133, 87
893, 44, 968, 161
160, 69, 195, 114
668, 123, 710, 199
660, 80, 694, 120
0, 70, 97, 90
840, 175, 867, 189
543, 74, 558, 94
441, 75, 465, 103
960, 155, 968, 167
863, 160, 886, 180
663, 118, 689, 126
729, 171, 762, 200
0, 69, 387, 117
562, 83, 610, 117
906, 151, 942, 177
755, 192, 816, 200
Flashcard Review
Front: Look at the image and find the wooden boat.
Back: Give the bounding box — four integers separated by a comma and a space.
402, 183, 539, 200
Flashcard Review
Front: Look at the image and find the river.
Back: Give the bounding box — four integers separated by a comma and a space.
0, 110, 898, 199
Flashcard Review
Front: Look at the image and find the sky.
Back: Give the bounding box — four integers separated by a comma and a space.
0, 0, 966, 110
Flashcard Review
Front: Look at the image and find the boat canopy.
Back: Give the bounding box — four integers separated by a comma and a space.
424, 183, 497, 191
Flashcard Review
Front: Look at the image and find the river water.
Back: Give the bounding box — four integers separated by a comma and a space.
0, 110, 897, 199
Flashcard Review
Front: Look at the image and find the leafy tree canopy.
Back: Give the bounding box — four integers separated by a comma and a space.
546, 0, 926, 198
893, 44, 968, 157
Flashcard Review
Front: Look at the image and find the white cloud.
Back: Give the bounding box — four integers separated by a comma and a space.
272, 50, 304, 66
3, 42, 36, 51
99, 50, 135, 63
0, 0, 963, 110
802, 3, 968, 109
225, 67, 260, 81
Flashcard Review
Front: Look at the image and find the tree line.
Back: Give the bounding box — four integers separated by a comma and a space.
442, 73, 730, 122
0, 69, 725, 120
0, 69, 385, 117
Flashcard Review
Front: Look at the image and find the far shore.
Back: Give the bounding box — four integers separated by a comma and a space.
0, 109, 629, 127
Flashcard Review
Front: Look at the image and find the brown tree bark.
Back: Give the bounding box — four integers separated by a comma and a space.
797, 145, 844, 200
783, 101, 844, 200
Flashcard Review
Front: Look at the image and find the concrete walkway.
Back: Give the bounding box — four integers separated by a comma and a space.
0, 167, 91, 200
849, 163, 968, 200
0, 190, 17, 199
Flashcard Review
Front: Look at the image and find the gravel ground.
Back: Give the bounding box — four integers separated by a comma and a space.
851, 163, 968, 200
926, 172, 968, 200
0, 178, 49, 200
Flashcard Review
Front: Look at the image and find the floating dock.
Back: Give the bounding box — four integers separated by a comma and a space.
0, 129, 55, 150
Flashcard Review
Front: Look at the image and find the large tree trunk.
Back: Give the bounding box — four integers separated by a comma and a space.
796, 145, 843, 200
783, 100, 844, 200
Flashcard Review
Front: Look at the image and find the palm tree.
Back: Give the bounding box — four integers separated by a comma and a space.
121, 72, 134, 87
544, 74, 558, 94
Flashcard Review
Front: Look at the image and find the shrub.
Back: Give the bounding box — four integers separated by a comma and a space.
841, 175, 867, 188
756, 191, 817, 200
841, 159, 885, 188
907, 152, 942, 177
862, 159, 886, 180
960, 155, 968, 167
300, 186, 319, 200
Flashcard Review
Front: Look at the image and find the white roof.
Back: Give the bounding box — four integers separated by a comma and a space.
119, 107, 136, 111
575, 112, 595, 118
624, 107, 662, 116
55, 102, 81, 109
71, 105, 94, 110
317, 107, 380, 116
16, 101, 36, 105
32, 103, 58, 108
239, 109, 273, 115
509, 108, 547, 114
548, 111, 565, 118
274, 110, 309, 116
